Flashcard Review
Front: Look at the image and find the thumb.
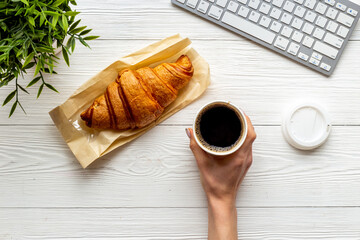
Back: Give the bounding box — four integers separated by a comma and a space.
186, 128, 208, 161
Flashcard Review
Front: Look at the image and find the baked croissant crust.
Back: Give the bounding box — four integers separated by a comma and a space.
80, 55, 194, 130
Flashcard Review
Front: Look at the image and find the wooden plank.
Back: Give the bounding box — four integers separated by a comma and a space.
0, 125, 359, 208
72, 0, 360, 40
1, 207, 360, 239
1, 40, 360, 125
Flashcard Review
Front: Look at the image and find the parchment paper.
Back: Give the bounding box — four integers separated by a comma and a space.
49, 34, 211, 168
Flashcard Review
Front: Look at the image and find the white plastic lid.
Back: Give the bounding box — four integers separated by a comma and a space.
282, 102, 332, 150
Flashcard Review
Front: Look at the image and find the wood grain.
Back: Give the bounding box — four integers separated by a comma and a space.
1, 208, 360, 239
0, 125, 359, 208
1, 39, 360, 125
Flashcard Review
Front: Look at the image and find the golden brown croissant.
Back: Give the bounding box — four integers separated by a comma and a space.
80, 55, 194, 130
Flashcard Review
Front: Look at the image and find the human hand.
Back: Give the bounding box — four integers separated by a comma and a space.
186, 115, 256, 205
186, 115, 256, 240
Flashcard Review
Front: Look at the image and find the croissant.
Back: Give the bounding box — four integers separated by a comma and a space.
80, 55, 194, 130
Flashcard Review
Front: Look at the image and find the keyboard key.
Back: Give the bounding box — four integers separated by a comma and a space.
315, 2, 327, 14
248, 0, 260, 9
320, 62, 331, 71
281, 13, 293, 24
197, 0, 210, 13
187, 0, 199, 8
270, 7, 282, 19
298, 52, 309, 61
283, 1, 295, 13
260, 15, 272, 28
287, 42, 300, 55
303, 35, 315, 48
249, 11, 261, 22
237, 0, 248, 3
303, 22, 314, 34
324, 32, 344, 48
312, 52, 323, 61
309, 57, 320, 66
313, 41, 338, 59
270, 21, 282, 32
177, 0, 186, 3
336, 12, 354, 27
326, 21, 338, 33
326, 8, 339, 19
347, 8, 358, 17
315, 16, 327, 28
337, 25, 349, 38
216, 0, 228, 7
274, 36, 289, 50
292, 31, 304, 42
227, 1, 239, 12
208, 5, 223, 19
324, 0, 335, 6
313, 28, 325, 39
272, 0, 284, 8
305, 11, 317, 22
335, 3, 346, 11
294, 6, 306, 18
221, 12, 276, 44
281, 26, 293, 37
304, 0, 316, 9
238, 6, 250, 17
291, 18, 304, 29
259, 3, 271, 14
294, 0, 304, 4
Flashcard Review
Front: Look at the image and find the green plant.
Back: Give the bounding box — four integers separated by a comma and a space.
0, 0, 99, 117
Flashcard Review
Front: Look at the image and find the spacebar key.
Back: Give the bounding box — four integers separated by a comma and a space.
221, 12, 276, 45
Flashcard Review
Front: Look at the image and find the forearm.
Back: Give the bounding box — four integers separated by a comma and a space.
207, 197, 238, 240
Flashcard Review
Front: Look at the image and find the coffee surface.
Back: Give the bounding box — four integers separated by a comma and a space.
199, 106, 241, 148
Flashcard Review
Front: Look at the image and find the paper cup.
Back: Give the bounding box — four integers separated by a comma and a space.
193, 101, 248, 156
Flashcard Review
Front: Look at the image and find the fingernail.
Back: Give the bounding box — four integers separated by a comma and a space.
185, 128, 191, 139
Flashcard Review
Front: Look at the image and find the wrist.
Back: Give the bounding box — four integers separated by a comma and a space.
207, 197, 238, 240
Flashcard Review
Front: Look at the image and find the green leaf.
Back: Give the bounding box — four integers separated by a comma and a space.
23, 62, 36, 69
43, 11, 60, 17
80, 29, 92, 35
28, 16, 35, 26
62, 46, 70, 66
83, 36, 99, 41
45, 83, 59, 93
52, 15, 59, 27
69, 19, 80, 31
20, 0, 29, 6
61, 14, 68, 32
18, 84, 29, 94
37, 83, 44, 99
70, 0, 77, 6
2, 90, 16, 106
65, 11, 80, 17
34, 61, 42, 77
52, 0, 64, 7
71, 37, 76, 52
22, 52, 35, 69
18, 101, 26, 115
79, 37, 90, 48
9, 101, 18, 118
70, 26, 86, 34
27, 76, 41, 87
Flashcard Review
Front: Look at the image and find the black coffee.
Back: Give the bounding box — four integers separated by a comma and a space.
199, 106, 242, 148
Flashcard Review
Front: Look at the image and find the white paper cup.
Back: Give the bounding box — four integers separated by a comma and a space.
193, 101, 248, 156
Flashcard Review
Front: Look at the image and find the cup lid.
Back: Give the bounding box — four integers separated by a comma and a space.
282, 102, 332, 150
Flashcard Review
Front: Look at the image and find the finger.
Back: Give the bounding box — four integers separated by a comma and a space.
187, 128, 208, 165
243, 115, 257, 146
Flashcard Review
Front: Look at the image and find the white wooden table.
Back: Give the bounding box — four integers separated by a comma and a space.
1, 0, 360, 239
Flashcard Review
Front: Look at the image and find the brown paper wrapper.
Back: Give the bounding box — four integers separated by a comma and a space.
49, 34, 211, 168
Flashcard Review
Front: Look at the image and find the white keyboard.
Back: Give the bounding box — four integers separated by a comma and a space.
172, 0, 360, 75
